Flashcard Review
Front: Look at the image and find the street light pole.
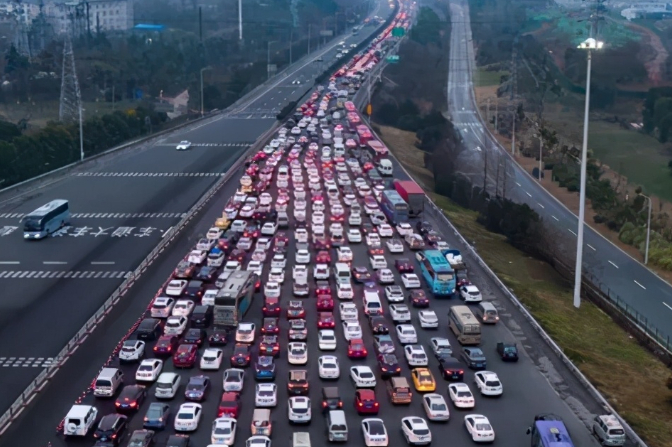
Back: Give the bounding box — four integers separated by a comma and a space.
538, 134, 543, 181
79, 104, 84, 161
200, 66, 212, 117
640, 193, 652, 265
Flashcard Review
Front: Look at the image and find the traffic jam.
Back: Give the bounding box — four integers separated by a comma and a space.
55, 5, 518, 447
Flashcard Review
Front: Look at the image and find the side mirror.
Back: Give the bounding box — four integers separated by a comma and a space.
526, 428, 531, 435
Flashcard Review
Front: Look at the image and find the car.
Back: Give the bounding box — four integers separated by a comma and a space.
401, 273, 421, 289
183, 328, 207, 346
474, 371, 503, 396
184, 375, 210, 401
260, 318, 279, 335
268, 267, 285, 283
296, 246, 311, 264
411, 368, 437, 392
350, 366, 376, 388
293, 281, 310, 297
313, 263, 330, 280
430, 337, 452, 357
218, 392, 242, 419
173, 343, 199, 368
396, 324, 418, 344
317, 329, 338, 350
125, 430, 154, 447
150, 297, 175, 318
254, 356, 277, 380
345, 227, 363, 243
287, 300, 306, 319
235, 322, 256, 343
153, 335, 179, 356
165, 279, 188, 297
227, 249, 246, 263
378, 224, 394, 237
119, 339, 145, 363
135, 359, 163, 382
342, 321, 363, 340
288, 318, 308, 341
246, 436, 272, 447
172, 299, 195, 317
448, 383, 475, 408
114, 384, 147, 412
437, 355, 465, 381
285, 396, 312, 424
336, 281, 354, 300
376, 268, 395, 284
200, 348, 224, 370
256, 335, 279, 357
352, 266, 372, 283
294, 228, 309, 243
408, 290, 429, 308
318, 355, 340, 379
288, 342, 308, 365
373, 352, 400, 377
293, 265, 309, 283
464, 414, 495, 442
368, 315, 389, 335
264, 281, 281, 299
404, 345, 429, 366
349, 213, 362, 225
196, 266, 217, 282
461, 347, 487, 370
316, 295, 335, 311
366, 233, 382, 248
222, 368, 245, 392
393, 258, 413, 274
230, 344, 252, 367
211, 417, 237, 446
390, 304, 412, 323
339, 302, 358, 321
173, 261, 195, 279
496, 342, 519, 361
176, 140, 192, 150
174, 403, 203, 432
271, 253, 287, 269
419, 394, 451, 423
347, 338, 368, 358
384, 285, 404, 303
418, 310, 439, 329
459, 284, 483, 303
396, 222, 414, 236
94, 413, 128, 444
369, 255, 387, 270
401, 417, 432, 446
318, 311, 336, 329
361, 418, 388, 446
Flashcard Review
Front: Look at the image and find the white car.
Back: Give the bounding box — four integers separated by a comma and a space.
337, 282, 354, 299
330, 222, 344, 236
256, 238, 272, 250
396, 222, 414, 236
164, 316, 188, 336
172, 299, 195, 317
294, 209, 307, 221
347, 229, 362, 243
342, 321, 363, 340
460, 285, 483, 303
448, 383, 476, 408
418, 310, 439, 328
269, 267, 285, 283
396, 324, 418, 344
362, 418, 389, 447
404, 345, 429, 366
223, 368, 245, 392
350, 366, 377, 388
259, 193, 273, 206
174, 403, 202, 432
211, 417, 237, 446
312, 222, 325, 234
295, 187, 306, 200
401, 273, 421, 289
288, 342, 308, 365
366, 233, 381, 247
337, 246, 354, 262
464, 414, 495, 443
339, 302, 358, 321
430, 337, 453, 356
196, 238, 216, 251
369, 255, 387, 270
390, 304, 412, 323
385, 286, 404, 303
264, 281, 281, 298
422, 394, 450, 421
378, 224, 394, 237
150, 297, 175, 318
221, 261, 242, 281
312, 211, 325, 225
474, 371, 503, 396
261, 222, 278, 235
296, 247, 311, 264
293, 265, 309, 282
318, 355, 340, 379
135, 359, 163, 382
288, 397, 312, 424
236, 322, 256, 343
200, 348, 223, 370
230, 220, 246, 232
239, 205, 254, 218
271, 254, 287, 269
251, 248, 267, 263
313, 264, 330, 280
165, 279, 188, 297
401, 417, 432, 446
291, 126, 302, 135
176, 140, 192, 150
255, 383, 278, 407
349, 213, 362, 226
318, 330, 338, 350
119, 339, 145, 362
295, 199, 307, 211
294, 229, 309, 243
377, 268, 395, 284
386, 239, 404, 253
225, 207, 239, 219
247, 260, 263, 277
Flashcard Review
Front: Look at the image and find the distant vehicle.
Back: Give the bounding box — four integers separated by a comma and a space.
394, 179, 424, 217
23, 199, 70, 240
415, 250, 455, 296
176, 141, 192, 151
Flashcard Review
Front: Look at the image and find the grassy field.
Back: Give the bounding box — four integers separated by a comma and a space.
474, 68, 509, 87
0, 100, 137, 130
383, 125, 672, 447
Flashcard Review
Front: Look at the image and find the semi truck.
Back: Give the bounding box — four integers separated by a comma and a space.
393, 179, 424, 217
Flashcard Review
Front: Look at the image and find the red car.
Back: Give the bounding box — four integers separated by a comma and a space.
261, 318, 279, 335
218, 392, 241, 418
318, 312, 335, 329
315, 281, 331, 296
348, 339, 368, 359
354, 389, 379, 415
287, 300, 306, 319
227, 249, 246, 263
313, 236, 330, 250
153, 335, 179, 356
410, 290, 430, 307
258, 335, 280, 357
316, 250, 331, 264
363, 162, 375, 172
316, 295, 334, 312
173, 344, 198, 368
394, 258, 414, 273
253, 151, 267, 161
262, 297, 281, 317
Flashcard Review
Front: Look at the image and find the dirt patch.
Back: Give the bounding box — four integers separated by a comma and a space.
616, 17, 669, 85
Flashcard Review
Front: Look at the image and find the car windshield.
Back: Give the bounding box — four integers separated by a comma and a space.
414, 428, 430, 436
23, 218, 43, 231
146, 406, 164, 419
359, 371, 373, 378
475, 424, 492, 431
215, 426, 232, 435
431, 403, 447, 411
178, 412, 194, 419
457, 391, 471, 397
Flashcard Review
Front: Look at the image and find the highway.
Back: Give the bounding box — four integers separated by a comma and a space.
0, 106, 606, 447
446, 0, 672, 344
0, 0, 393, 417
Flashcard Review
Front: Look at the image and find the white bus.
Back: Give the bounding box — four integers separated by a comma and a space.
448, 305, 481, 345
23, 199, 70, 240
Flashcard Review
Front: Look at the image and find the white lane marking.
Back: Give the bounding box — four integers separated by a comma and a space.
662, 302, 672, 312
552, 215, 559, 221
537, 203, 545, 209
91, 261, 115, 265
515, 182, 521, 187
568, 228, 577, 236
608, 261, 619, 269
587, 244, 596, 251
634, 280, 646, 290
0, 261, 20, 265
43, 261, 67, 265
525, 191, 532, 197
162, 226, 174, 238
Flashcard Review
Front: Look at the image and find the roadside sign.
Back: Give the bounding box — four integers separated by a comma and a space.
386, 55, 399, 63
392, 27, 404, 37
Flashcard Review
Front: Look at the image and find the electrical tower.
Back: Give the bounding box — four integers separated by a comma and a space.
59, 36, 81, 124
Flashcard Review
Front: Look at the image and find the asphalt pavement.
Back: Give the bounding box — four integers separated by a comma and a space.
0, 1, 395, 416
446, 0, 672, 343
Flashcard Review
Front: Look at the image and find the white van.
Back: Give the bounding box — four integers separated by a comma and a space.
155, 372, 181, 399
363, 293, 383, 316
327, 410, 348, 442
293, 432, 311, 447
93, 367, 124, 397
63, 405, 98, 436
333, 143, 345, 157
334, 263, 351, 284
377, 159, 393, 176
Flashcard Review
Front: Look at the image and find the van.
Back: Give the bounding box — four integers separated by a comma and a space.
386, 377, 413, 404
326, 410, 348, 442
377, 159, 393, 176
363, 293, 383, 316
251, 409, 272, 436
476, 302, 499, 324
592, 415, 626, 446
93, 368, 124, 397
292, 432, 311, 447
155, 372, 181, 399
63, 405, 98, 436
333, 143, 345, 157
333, 263, 351, 284
277, 212, 289, 228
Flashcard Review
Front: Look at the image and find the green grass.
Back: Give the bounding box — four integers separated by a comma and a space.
474, 68, 509, 87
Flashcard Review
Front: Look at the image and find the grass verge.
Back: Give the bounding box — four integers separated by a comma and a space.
474, 68, 509, 87
383, 125, 672, 447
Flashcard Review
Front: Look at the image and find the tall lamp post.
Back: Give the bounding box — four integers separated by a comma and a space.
639, 193, 652, 265
573, 36, 603, 308
200, 66, 212, 117
267, 41, 278, 80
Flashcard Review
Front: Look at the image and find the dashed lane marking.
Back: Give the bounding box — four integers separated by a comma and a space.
157, 142, 251, 148
568, 228, 577, 236
663, 302, 672, 312
608, 261, 619, 269
552, 216, 559, 221
587, 244, 596, 251
0, 271, 132, 279
0, 357, 55, 368
0, 212, 187, 219
634, 280, 646, 290
525, 191, 532, 197
537, 203, 545, 209
73, 172, 226, 178
515, 182, 521, 187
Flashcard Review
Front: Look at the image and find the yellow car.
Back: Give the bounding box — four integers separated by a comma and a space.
215, 214, 231, 230
411, 368, 436, 392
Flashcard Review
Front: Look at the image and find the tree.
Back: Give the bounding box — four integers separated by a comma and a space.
4, 45, 29, 74
0, 121, 21, 142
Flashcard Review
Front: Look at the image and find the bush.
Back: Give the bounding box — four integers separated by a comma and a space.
594, 215, 607, 224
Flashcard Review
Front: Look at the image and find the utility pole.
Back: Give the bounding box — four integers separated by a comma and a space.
59, 36, 84, 162
238, 0, 243, 40
494, 100, 498, 134
198, 7, 202, 42
483, 146, 488, 193
289, 29, 293, 65
511, 111, 516, 155
486, 97, 490, 127
307, 25, 311, 54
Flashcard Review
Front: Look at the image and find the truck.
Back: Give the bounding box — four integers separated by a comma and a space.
393, 179, 424, 218
214, 271, 258, 327
441, 249, 468, 283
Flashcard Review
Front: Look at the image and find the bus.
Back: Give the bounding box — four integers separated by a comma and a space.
526, 418, 575, 447
380, 190, 409, 225
415, 250, 455, 296
448, 305, 481, 345
23, 199, 70, 240
214, 271, 259, 327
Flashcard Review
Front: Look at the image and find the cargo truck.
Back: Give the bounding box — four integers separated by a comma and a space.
393, 179, 424, 217
441, 249, 468, 283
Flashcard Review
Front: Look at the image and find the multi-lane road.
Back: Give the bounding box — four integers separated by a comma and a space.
0, 1, 393, 416
446, 0, 672, 343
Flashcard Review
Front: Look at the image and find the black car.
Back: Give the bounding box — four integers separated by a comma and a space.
368, 316, 389, 335
377, 354, 401, 377
230, 343, 252, 367
128, 430, 154, 447
173, 261, 194, 279
461, 347, 487, 370
134, 318, 162, 340
166, 434, 191, 447
183, 328, 207, 346
143, 403, 171, 430
437, 354, 464, 381
209, 329, 228, 346
361, 223, 375, 234
496, 342, 519, 362
190, 305, 213, 328
416, 221, 433, 235
352, 266, 372, 283
184, 280, 204, 299
114, 385, 146, 412
185, 375, 211, 401
196, 267, 217, 282
93, 414, 128, 445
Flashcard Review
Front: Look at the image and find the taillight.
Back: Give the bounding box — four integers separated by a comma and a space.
358, 402, 363, 407
374, 402, 379, 407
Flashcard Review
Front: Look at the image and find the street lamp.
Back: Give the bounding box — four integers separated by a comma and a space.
200, 66, 212, 117
534, 132, 543, 181
267, 41, 278, 80
573, 36, 604, 308
639, 193, 652, 265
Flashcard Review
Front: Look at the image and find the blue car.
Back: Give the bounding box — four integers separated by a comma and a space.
142, 402, 170, 430
254, 356, 276, 380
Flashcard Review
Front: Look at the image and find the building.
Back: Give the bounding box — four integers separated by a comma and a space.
620, 2, 672, 19
49, 0, 133, 35
0, 2, 40, 26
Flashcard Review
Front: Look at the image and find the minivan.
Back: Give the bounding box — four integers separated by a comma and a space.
63, 405, 98, 436
134, 318, 162, 340
155, 372, 181, 399
333, 263, 351, 284
377, 159, 393, 176
386, 377, 412, 404
93, 368, 124, 397
277, 212, 289, 228
476, 302, 499, 324
251, 408, 272, 436
363, 294, 382, 316
326, 410, 348, 442
293, 432, 311, 447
